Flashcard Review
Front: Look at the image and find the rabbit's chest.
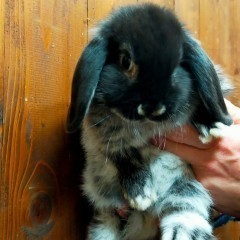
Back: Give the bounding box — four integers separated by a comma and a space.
83, 115, 173, 167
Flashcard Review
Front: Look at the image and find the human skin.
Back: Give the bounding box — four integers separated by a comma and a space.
151, 100, 240, 217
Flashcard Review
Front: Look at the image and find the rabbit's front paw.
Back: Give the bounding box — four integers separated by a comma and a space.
123, 178, 157, 211
209, 122, 230, 138
161, 212, 215, 240
198, 122, 229, 144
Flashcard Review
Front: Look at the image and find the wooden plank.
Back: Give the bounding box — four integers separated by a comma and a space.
199, 0, 230, 71
199, 0, 240, 107
0, 0, 4, 159
0, 0, 4, 235
175, 0, 200, 37
138, 0, 175, 9
229, 0, 240, 106
87, 0, 174, 34
0, 0, 88, 239
87, 0, 138, 32
215, 221, 240, 240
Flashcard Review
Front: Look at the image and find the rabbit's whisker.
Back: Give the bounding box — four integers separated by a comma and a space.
133, 123, 147, 144
88, 115, 112, 129
105, 127, 116, 163
105, 135, 112, 163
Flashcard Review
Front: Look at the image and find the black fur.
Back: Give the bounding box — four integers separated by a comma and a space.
113, 148, 152, 201
67, 38, 108, 132
67, 4, 232, 133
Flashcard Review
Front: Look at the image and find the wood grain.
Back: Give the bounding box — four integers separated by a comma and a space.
1, 0, 88, 239
138, 0, 174, 9
199, 0, 240, 106
1, 0, 240, 239
88, 0, 138, 31
175, 0, 200, 37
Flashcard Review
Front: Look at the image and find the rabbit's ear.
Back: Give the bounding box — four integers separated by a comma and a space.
67, 38, 107, 133
182, 31, 232, 127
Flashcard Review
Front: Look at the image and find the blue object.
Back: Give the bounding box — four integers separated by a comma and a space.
214, 214, 239, 228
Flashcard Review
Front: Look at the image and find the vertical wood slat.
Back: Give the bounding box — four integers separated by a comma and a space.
175, 0, 200, 37
0, 0, 3, 152
0, 0, 88, 239
87, 0, 137, 32
230, 0, 240, 105
199, 0, 240, 105
87, 0, 174, 36
0, 7, 4, 239
138, 0, 174, 9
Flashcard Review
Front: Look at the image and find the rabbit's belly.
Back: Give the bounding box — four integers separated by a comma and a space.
149, 151, 192, 197
82, 147, 191, 212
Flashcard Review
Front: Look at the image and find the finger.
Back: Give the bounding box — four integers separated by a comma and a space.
166, 125, 212, 149
164, 139, 205, 165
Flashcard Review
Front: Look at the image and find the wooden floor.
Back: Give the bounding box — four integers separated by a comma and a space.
0, 0, 240, 239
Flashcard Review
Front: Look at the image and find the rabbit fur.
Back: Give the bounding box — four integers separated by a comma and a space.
67, 3, 233, 240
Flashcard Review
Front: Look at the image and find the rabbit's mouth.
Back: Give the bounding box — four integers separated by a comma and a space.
109, 98, 193, 128
110, 102, 170, 123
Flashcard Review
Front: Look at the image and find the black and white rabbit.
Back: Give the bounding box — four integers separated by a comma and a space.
67, 4, 233, 240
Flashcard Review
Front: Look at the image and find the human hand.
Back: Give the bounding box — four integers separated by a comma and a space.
151, 100, 240, 217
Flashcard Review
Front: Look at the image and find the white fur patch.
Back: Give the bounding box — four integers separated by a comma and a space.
137, 104, 145, 116
198, 124, 213, 144
161, 212, 212, 240
199, 134, 213, 144
199, 122, 229, 143
162, 228, 192, 240
124, 180, 158, 211
152, 105, 166, 116
209, 122, 229, 138
128, 193, 156, 211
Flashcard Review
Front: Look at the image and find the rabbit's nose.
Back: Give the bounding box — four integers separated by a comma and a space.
137, 103, 166, 116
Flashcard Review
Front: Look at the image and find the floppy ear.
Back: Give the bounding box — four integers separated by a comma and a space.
182, 31, 232, 128
67, 38, 107, 133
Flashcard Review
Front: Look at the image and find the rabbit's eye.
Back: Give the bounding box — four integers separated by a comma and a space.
119, 51, 138, 79
119, 50, 138, 80
120, 53, 133, 71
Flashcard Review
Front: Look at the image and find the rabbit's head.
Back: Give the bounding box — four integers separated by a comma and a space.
67, 4, 232, 133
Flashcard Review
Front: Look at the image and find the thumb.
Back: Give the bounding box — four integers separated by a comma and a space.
164, 139, 205, 165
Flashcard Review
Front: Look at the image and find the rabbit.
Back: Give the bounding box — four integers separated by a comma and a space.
67, 3, 233, 240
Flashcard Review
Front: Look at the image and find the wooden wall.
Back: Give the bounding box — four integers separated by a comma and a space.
0, 0, 239, 239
